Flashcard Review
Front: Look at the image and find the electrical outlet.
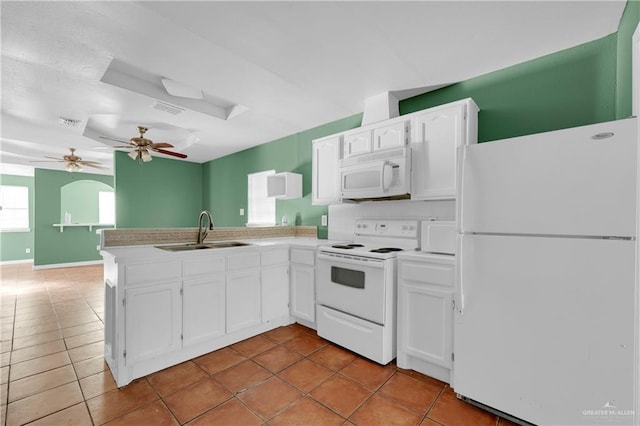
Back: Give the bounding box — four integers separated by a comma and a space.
321, 215, 328, 226
96, 245, 100, 251
240, 208, 245, 216
25, 248, 30, 254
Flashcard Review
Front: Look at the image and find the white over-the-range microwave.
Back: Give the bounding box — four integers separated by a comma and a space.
340, 147, 411, 201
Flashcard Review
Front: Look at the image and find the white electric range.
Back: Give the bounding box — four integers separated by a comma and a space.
316, 219, 419, 364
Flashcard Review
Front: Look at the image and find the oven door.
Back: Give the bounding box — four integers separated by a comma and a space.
316, 252, 387, 324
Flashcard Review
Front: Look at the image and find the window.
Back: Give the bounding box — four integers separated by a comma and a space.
247, 170, 275, 226
0, 185, 29, 231
98, 191, 115, 224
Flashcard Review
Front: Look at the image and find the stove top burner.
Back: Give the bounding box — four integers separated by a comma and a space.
331, 244, 365, 249
369, 247, 404, 253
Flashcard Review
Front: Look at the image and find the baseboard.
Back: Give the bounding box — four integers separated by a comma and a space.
32, 260, 103, 270
0, 259, 33, 266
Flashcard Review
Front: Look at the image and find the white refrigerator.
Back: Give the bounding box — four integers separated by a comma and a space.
454, 118, 638, 426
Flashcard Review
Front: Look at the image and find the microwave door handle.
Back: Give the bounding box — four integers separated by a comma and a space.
381, 162, 393, 191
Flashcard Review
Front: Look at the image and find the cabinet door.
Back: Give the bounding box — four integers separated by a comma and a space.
399, 283, 453, 369
226, 269, 261, 333
343, 129, 372, 159
290, 263, 315, 322
411, 104, 465, 200
183, 275, 225, 347
261, 264, 289, 322
373, 121, 407, 151
312, 136, 342, 205
125, 281, 182, 364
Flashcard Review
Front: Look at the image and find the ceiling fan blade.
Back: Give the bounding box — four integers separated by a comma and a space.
149, 142, 174, 149
81, 163, 109, 170
78, 160, 103, 166
93, 145, 132, 150
99, 136, 130, 144
152, 148, 188, 159
29, 159, 64, 163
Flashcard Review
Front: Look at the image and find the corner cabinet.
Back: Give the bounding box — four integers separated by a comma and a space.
397, 253, 456, 383
312, 135, 342, 205
410, 98, 478, 200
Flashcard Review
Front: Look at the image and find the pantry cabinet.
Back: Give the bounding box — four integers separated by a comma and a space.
410, 99, 478, 200
397, 253, 455, 383
312, 135, 342, 205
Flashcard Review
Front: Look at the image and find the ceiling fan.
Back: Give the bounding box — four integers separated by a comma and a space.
99, 126, 188, 162
30, 148, 108, 172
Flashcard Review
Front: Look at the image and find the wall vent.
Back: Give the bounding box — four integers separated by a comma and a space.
151, 101, 186, 115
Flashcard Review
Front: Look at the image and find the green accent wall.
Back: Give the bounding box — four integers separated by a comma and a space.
114, 151, 203, 228
0, 174, 34, 262
400, 34, 618, 142
202, 114, 362, 238
60, 180, 113, 223
34, 169, 113, 267
616, 0, 640, 119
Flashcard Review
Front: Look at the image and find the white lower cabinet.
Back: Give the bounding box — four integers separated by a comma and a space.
261, 248, 290, 323
289, 248, 316, 324
183, 275, 226, 346
397, 253, 455, 383
125, 281, 182, 365
226, 252, 261, 333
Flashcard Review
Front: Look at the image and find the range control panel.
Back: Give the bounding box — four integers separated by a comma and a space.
354, 219, 419, 238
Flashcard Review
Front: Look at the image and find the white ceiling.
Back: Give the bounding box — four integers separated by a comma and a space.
0, 1, 626, 175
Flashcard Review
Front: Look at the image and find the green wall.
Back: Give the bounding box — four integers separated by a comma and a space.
202, 114, 362, 238
616, 0, 640, 119
34, 169, 113, 267
114, 151, 203, 228
60, 180, 113, 224
0, 174, 34, 262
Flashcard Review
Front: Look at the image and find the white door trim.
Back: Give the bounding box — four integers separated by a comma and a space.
634, 20, 640, 426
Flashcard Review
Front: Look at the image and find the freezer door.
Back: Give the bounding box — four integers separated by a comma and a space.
454, 234, 635, 426
459, 118, 637, 237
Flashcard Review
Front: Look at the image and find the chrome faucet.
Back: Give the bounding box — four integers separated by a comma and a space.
197, 210, 214, 244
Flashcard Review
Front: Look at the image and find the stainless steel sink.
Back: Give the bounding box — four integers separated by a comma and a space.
155, 241, 251, 251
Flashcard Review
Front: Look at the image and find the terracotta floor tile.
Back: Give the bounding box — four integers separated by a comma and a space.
426, 389, 498, 426
64, 329, 104, 349
10, 339, 66, 364
0, 352, 9, 367
57, 312, 100, 329
12, 321, 60, 339
61, 320, 103, 338
420, 419, 442, 426
498, 417, 521, 425
164, 377, 232, 423
79, 370, 117, 399
1, 366, 8, 384
238, 376, 302, 420
0, 341, 11, 354
13, 314, 58, 329
378, 372, 444, 414
231, 335, 277, 358
73, 355, 109, 379
11, 329, 62, 351
6, 381, 83, 426
104, 400, 179, 426
9, 350, 71, 381
350, 394, 422, 426
279, 359, 334, 392
309, 344, 357, 371
269, 396, 344, 426
397, 367, 448, 388
86, 378, 158, 425
310, 374, 372, 418
194, 347, 247, 375
8, 364, 77, 402
339, 357, 395, 390
262, 324, 306, 344
27, 402, 92, 426
253, 345, 302, 373
284, 334, 327, 356
214, 359, 272, 393
186, 398, 262, 426
67, 341, 104, 363
147, 361, 209, 397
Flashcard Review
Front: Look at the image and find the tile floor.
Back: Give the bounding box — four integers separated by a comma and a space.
0, 263, 516, 425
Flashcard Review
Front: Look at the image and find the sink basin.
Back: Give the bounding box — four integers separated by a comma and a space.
155, 241, 251, 252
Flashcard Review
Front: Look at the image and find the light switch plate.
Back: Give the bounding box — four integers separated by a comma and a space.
240, 208, 245, 216
321, 215, 328, 226
25, 248, 30, 254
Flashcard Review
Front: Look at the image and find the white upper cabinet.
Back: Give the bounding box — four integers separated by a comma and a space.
312, 135, 342, 205
343, 129, 373, 159
411, 99, 478, 200
373, 121, 408, 152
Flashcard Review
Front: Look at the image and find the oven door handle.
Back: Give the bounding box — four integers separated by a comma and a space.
317, 252, 386, 268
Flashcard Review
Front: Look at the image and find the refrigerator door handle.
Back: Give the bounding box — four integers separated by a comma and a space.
455, 234, 465, 315
456, 145, 466, 233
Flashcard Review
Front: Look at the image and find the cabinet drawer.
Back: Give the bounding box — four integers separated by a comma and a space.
183, 256, 225, 278
400, 259, 455, 288
261, 248, 289, 266
125, 261, 181, 285
227, 252, 260, 270
290, 248, 315, 266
